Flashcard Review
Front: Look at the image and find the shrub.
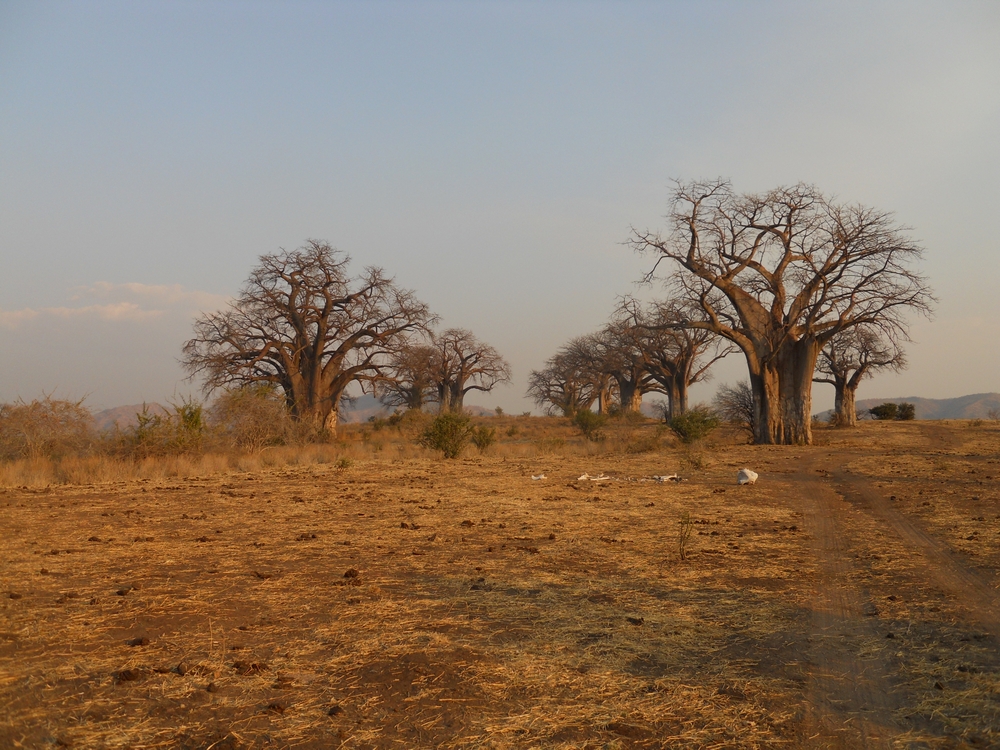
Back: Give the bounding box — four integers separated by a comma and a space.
419, 412, 474, 458
117, 398, 208, 458
896, 402, 916, 421
0, 396, 93, 460
573, 410, 607, 442
713, 381, 755, 439
869, 403, 898, 421
669, 406, 720, 444
470, 425, 497, 453
209, 385, 294, 452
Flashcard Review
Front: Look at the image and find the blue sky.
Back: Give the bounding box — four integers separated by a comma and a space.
1, 1, 998, 412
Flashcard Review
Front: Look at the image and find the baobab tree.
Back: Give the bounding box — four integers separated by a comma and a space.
182, 241, 435, 437
630, 180, 933, 445
615, 298, 734, 420
590, 321, 663, 414
814, 326, 907, 427
526, 348, 598, 417
376, 343, 437, 411
428, 329, 512, 413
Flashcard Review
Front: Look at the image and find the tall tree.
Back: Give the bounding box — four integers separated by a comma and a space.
630, 180, 933, 445
376, 343, 437, 411
182, 241, 435, 437
814, 327, 906, 427
591, 321, 663, 414
616, 298, 734, 420
428, 329, 512, 413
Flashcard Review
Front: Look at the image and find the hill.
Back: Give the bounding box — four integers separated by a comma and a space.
92, 403, 169, 432
815, 393, 1000, 421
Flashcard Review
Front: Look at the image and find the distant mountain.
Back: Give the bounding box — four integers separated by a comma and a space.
92, 403, 169, 432
815, 393, 1000, 421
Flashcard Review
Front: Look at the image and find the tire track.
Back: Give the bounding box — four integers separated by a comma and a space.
832, 465, 1000, 640
786, 464, 902, 748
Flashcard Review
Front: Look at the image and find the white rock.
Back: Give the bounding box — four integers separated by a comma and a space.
737, 468, 758, 485
531, 474, 546, 481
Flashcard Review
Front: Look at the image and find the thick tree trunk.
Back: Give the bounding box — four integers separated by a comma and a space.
837, 383, 858, 427
748, 338, 819, 445
597, 387, 612, 415
671, 377, 687, 420
618, 381, 642, 413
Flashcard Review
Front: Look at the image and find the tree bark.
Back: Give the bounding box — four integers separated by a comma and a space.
749, 338, 819, 445
838, 383, 858, 427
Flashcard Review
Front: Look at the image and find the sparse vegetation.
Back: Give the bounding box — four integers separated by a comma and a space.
669, 406, 719, 444
573, 409, 607, 442
870, 402, 899, 421
419, 412, 474, 458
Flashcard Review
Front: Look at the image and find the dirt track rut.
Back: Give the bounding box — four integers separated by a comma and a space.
786, 461, 901, 748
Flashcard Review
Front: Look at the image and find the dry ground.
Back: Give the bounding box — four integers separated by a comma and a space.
1, 420, 999, 749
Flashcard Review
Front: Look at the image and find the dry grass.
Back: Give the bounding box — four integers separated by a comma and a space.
1, 420, 998, 748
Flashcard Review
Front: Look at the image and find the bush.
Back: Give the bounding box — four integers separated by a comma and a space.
669, 406, 720, 444
419, 412, 474, 458
896, 402, 916, 421
470, 425, 497, 453
117, 398, 208, 458
0, 396, 93, 460
209, 385, 291, 453
573, 410, 607, 442
713, 381, 755, 440
869, 402, 898, 421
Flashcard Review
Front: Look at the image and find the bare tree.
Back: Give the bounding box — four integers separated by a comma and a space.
182, 241, 435, 437
814, 327, 906, 427
616, 298, 734, 420
591, 321, 664, 414
427, 329, 512, 413
526, 350, 596, 417
376, 343, 437, 411
630, 180, 933, 445
713, 380, 756, 440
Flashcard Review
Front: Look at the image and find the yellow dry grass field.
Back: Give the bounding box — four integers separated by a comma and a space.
1, 419, 999, 749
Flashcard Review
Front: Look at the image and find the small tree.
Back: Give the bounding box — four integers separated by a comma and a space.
669, 406, 720, 444
814, 327, 906, 427
419, 412, 474, 458
869, 403, 898, 421
210, 384, 292, 452
470, 425, 497, 454
896, 402, 916, 421
573, 409, 607, 441
0, 396, 93, 460
713, 381, 755, 441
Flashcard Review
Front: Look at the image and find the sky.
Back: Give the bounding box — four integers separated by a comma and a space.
1, 1, 998, 414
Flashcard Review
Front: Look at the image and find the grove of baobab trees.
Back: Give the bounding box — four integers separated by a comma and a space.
629, 180, 933, 445
183, 241, 436, 438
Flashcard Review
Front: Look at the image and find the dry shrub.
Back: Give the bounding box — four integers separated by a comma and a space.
209, 385, 292, 452
0, 396, 93, 460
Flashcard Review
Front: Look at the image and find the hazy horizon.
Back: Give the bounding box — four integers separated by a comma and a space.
2, 2, 998, 413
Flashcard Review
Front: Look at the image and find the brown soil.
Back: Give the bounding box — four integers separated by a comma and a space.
1, 420, 999, 748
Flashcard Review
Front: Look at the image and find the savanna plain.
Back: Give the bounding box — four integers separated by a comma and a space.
2, 418, 999, 749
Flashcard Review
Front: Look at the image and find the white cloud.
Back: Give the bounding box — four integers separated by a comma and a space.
0, 282, 230, 330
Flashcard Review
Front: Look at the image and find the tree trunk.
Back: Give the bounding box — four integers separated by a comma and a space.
748, 338, 819, 445
597, 386, 612, 415
669, 377, 687, 421
449, 382, 465, 413
838, 382, 858, 427
618, 381, 641, 413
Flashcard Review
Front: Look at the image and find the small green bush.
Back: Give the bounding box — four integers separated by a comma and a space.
669, 406, 719, 444
471, 425, 497, 453
573, 410, 607, 442
896, 402, 916, 421
869, 403, 898, 421
419, 412, 474, 459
